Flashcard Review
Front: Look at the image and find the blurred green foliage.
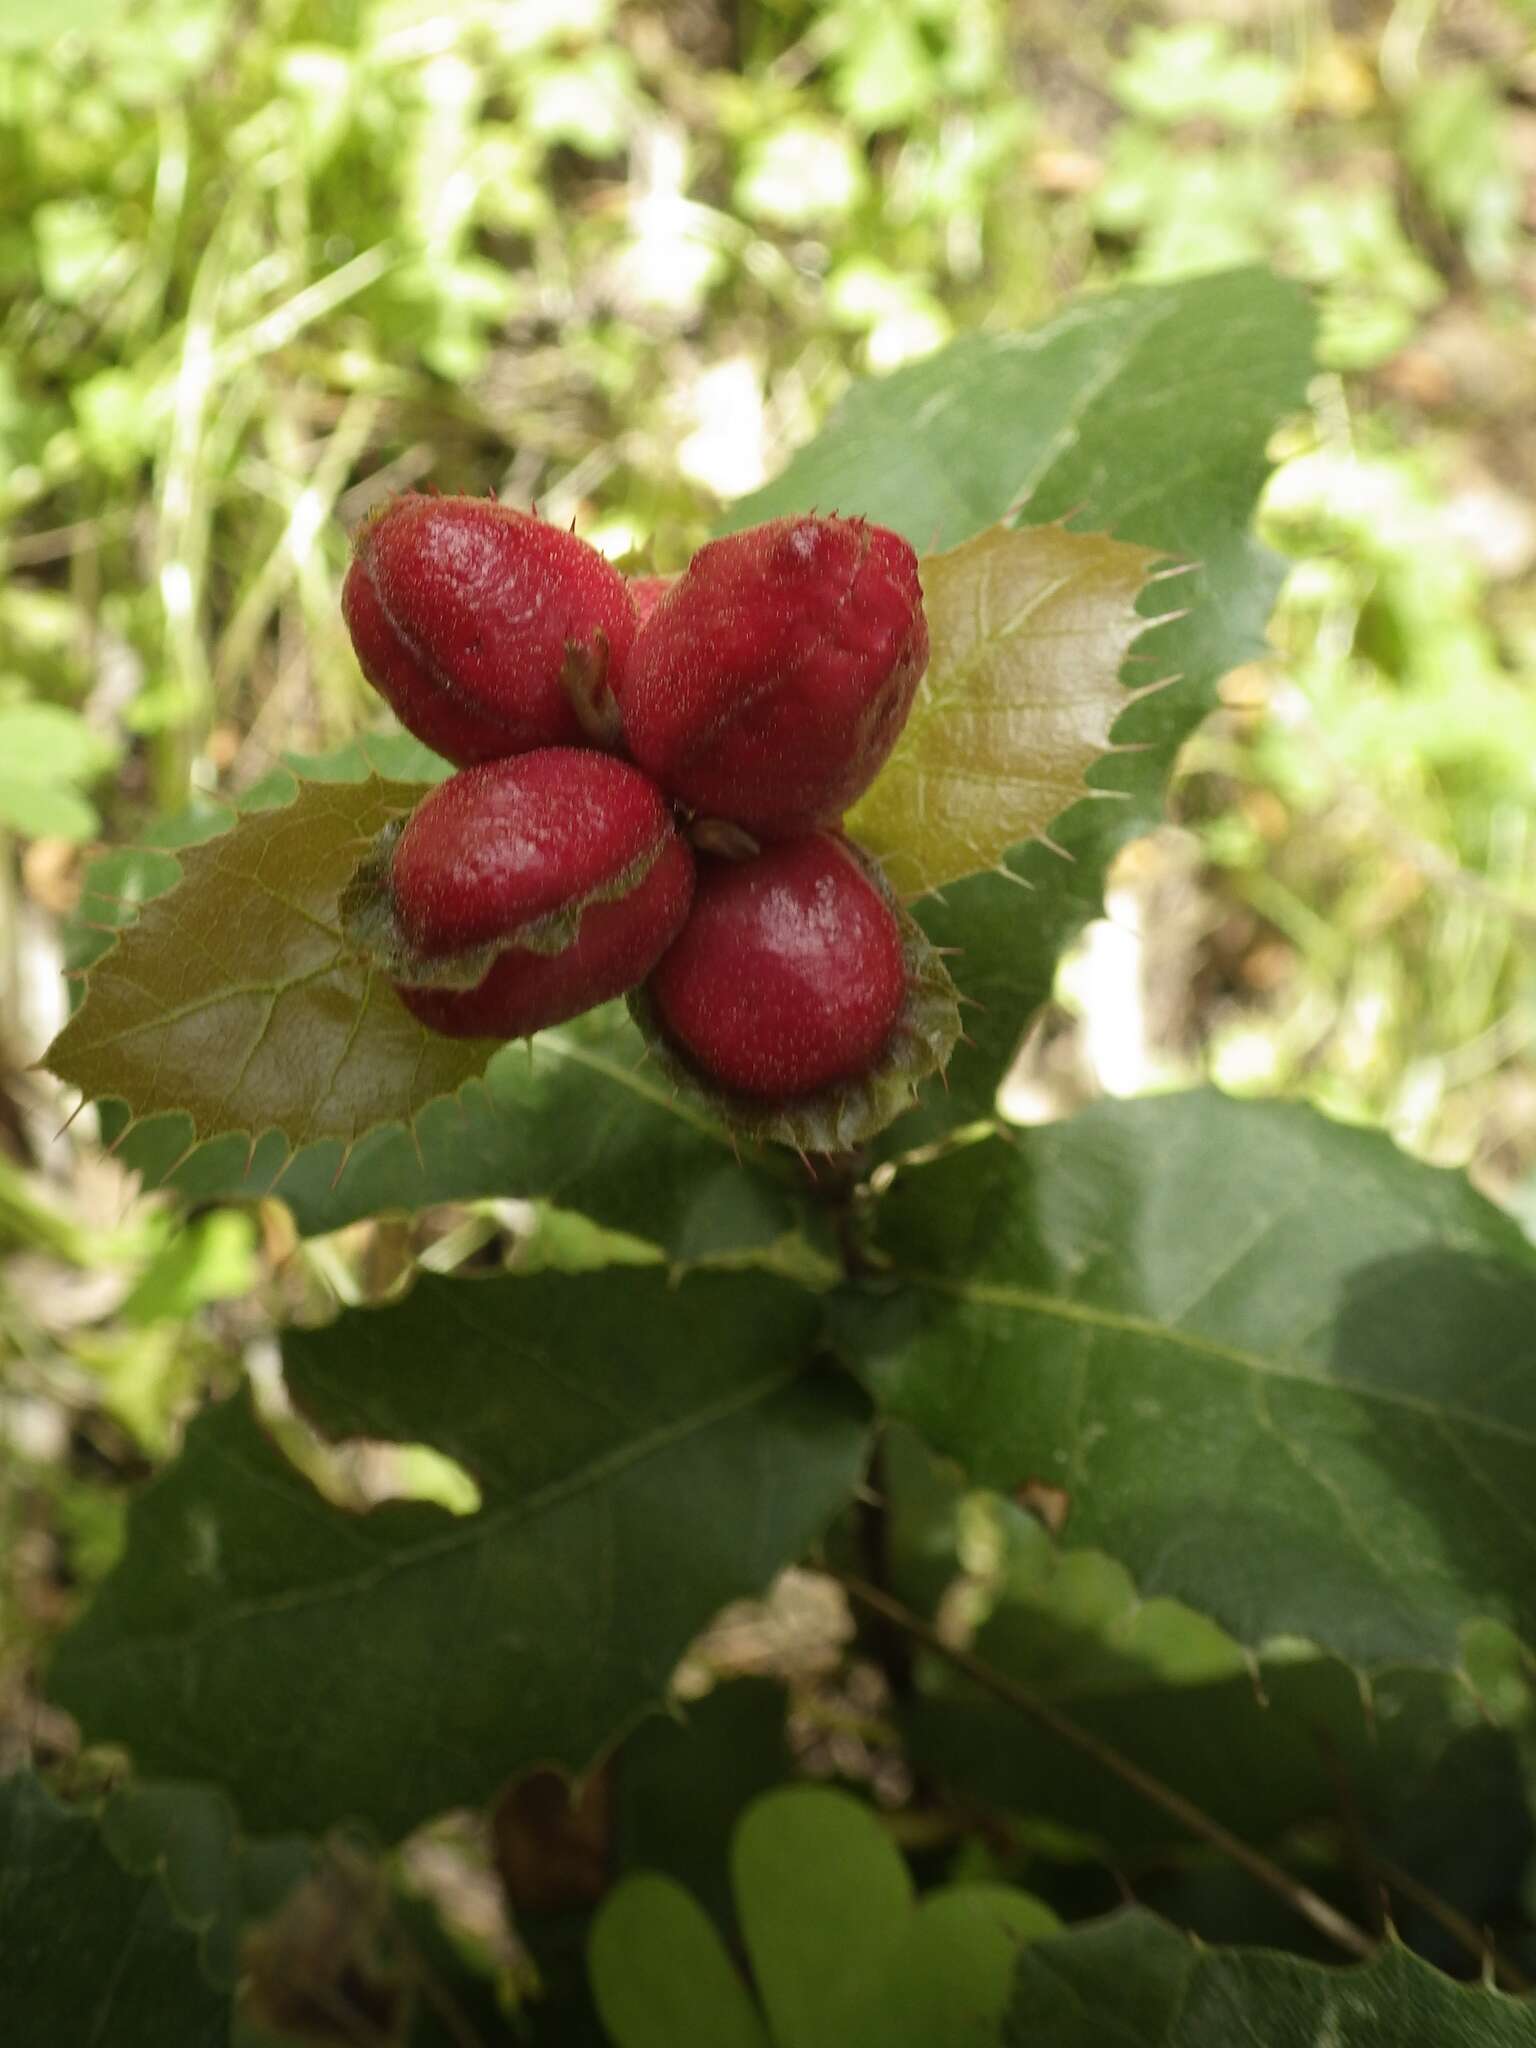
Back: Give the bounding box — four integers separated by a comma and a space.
1, 0, 1535, 1727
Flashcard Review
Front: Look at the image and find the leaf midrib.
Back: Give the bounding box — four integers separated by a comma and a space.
535, 1026, 740, 1141
59, 958, 347, 1054
906, 1271, 1536, 1449
62, 1359, 810, 1665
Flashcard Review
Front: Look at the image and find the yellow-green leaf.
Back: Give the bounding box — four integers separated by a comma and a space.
45, 774, 491, 1154
847, 522, 1163, 899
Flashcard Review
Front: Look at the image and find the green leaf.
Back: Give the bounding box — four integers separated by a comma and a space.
1403, 69, 1521, 281
1004, 1911, 1536, 2046
108, 1000, 831, 1264
0, 1772, 230, 2044
843, 1090, 1536, 1671
590, 1787, 1057, 2048
733, 1787, 915, 2048
500, 1677, 798, 2044
880, 1432, 1527, 1877
49, 1266, 870, 1838
869, 1885, 1062, 2048
848, 525, 1161, 899
494, 1679, 799, 2044
119, 1209, 259, 1325
590, 1876, 772, 2048
0, 699, 117, 838
46, 771, 496, 1155
64, 813, 228, 981
0, 700, 115, 843
911, 1585, 1517, 1866
0, 779, 100, 839
724, 268, 1309, 560
99, 1780, 245, 1988
1111, 25, 1293, 129
0, 701, 115, 782
730, 269, 1315, 1134
736, 1789, 1056, 2048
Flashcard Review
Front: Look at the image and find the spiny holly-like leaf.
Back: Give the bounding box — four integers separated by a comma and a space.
901, 1480, 1523, 1870
96, 991, 836, 1269
49, 1266, 870, 1839
0, 1772, 230, 2044
736, 268, 1315, 1139
849, 524, 1163, 899
876, 1429, 1532, 1895
45, 770, 494, 1157
59, 732, 449, 989
840, 1090, 1536, 1672
1005, 1910, 1536, 2046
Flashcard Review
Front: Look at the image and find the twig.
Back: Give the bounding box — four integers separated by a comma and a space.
1368, 1845, 1532, 1996
852, 1438, 913, 1700
835, 1571, 1377, 1963
1315, 1725, 1388, 1942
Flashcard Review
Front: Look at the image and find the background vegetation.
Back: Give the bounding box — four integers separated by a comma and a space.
2, 0, 1534, 2033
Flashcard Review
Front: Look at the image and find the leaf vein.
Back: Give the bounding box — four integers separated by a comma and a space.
908, 1273, 1536, 1447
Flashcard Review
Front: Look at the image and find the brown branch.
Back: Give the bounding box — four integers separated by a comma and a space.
835, 1571, 1377, 1962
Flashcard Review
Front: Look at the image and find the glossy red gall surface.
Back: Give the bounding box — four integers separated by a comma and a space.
395, 852, 692, 1039
618, 514, 927, 839
342, 494, 637, 766
388, 749, 693, 1039
645, 832, 907, 1100
390, 750, 670, 957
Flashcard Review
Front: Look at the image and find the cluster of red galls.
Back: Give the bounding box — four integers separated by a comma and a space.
340, 493, 959, 1148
